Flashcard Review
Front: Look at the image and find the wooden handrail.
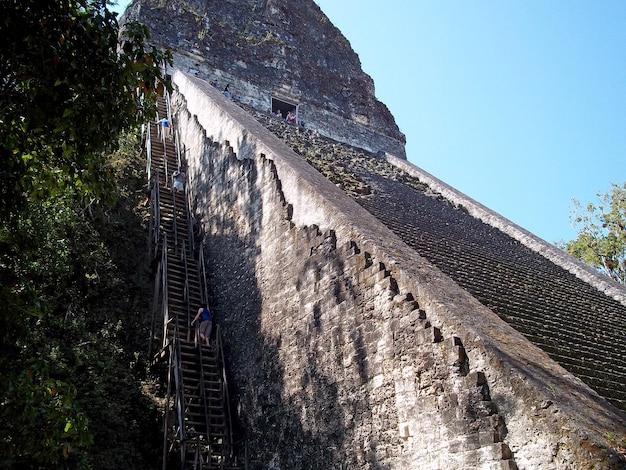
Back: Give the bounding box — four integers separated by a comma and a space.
217, 326, 235, 460
153, 171, 161, 247
199, 244, 208, 307
161, 234, 169, 351
172, 185, 179, 251
148, 260, 161, 361
195, 338, 212, 449
145, 121, 152, 182
182, 241, 191, 343
172, 338, 186, 467
186, 192, 194, 256
162, 340, 172, 470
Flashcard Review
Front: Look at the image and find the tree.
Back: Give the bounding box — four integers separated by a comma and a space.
0, 360, 92, 466
561, 183, 626, 285
0, 0, 170, 218
0, 0, 171, 465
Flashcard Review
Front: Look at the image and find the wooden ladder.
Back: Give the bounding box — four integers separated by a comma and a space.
147, 94, 243, 469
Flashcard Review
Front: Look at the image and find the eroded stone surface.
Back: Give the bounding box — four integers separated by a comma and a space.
123, 0, 406, 157
243, 100, 626, 413
171, 73, 626, 469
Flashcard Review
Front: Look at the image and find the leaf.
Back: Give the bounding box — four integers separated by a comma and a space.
565, 182, 626, 284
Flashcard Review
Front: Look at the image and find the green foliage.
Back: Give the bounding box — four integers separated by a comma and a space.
0, 0, 171, 218
560, 182, 626, 285
0, 360, 92, 466
0, 193, 77, 353
0, 131, 162, 468
0, 1, 171, 466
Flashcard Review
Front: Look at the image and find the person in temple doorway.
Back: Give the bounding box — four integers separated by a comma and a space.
191, 305, 213, 346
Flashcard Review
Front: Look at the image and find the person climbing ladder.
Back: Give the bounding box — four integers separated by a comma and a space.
191, 305, 212, 346
156, 117, 171, 139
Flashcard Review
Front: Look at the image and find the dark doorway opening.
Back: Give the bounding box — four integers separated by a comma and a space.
271, 97, 297, 119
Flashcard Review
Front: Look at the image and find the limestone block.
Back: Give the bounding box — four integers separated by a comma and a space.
415, 326, 443, 345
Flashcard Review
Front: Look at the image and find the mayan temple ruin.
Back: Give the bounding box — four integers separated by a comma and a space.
124, 1, 626, 468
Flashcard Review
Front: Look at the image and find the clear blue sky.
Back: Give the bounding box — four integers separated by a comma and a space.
113, 1, 625, 244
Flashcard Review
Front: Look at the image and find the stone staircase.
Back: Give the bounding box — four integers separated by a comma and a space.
147, 94, 243, 469
236, 100, 626, 412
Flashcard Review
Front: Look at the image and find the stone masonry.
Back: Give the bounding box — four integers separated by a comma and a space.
123, 0, 407, 158
244, 105, 626, 413
171, 71, 626, 469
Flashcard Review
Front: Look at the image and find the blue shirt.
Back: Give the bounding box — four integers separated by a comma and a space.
200, 308, 211, 322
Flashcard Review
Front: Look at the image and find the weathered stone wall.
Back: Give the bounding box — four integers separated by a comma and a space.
241, 108, 626, 411
385, 154, 626, 307
168, 51, 407, 159
236, 106, 626, 411
172, 71, 626, 469
124, 0, 407, 158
